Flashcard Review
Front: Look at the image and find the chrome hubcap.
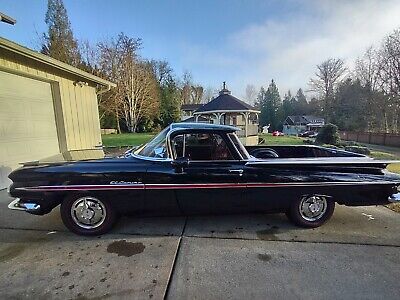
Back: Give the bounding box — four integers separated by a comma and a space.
71, 197, 106, 229
299, 195, 327, 222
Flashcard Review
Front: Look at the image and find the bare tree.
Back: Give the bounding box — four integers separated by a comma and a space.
120, 60, 159, 132
190, 86, 204, 104
202, 87, 216, 103
179, 71, 204, 104
97, 33, 153, 133
148, 59, 173, 85
355, 47, 380, 91
309, 58, 347, 120
180, 71, 193, 104
377, 29, 400, 132
245, 84, 257, 105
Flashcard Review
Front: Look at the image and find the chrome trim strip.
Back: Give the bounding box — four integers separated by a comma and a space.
130, 153, 172, 162
16, 184, 145, 191
246, 159, 400, 165
15, 181, 399, 192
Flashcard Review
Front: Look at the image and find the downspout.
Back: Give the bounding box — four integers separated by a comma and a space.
96, 84, 112, 149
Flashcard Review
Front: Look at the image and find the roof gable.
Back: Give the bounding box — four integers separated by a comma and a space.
195, 93, 257, 113
0, 37, 115, 87
284, 115, 325, 125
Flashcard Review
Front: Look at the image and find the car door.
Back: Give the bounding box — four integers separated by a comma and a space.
170, 131, 248, 214
241, 163, 297, 212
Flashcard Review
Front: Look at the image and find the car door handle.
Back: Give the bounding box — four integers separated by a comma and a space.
229, 169, 244, 175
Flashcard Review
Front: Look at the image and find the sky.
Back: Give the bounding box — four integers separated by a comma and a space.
1, 0, 400, 98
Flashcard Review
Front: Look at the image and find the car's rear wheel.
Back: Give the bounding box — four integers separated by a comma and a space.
286, 195, 335, 228
60, 195, 117, 235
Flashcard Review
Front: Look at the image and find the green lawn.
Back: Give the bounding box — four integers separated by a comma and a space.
102, 133, 155, 147
259, 134, 305, 145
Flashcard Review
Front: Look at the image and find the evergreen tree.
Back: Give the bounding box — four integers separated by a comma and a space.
41, 0, 81, 66
158, 80, 181, 128
282, 90, 295, 120
295, 88, 309, 115
259, 80, 282, 130
149, 60, 182, 128
331, 78, 369, 131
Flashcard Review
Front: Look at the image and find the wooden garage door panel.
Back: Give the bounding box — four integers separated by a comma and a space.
0, 71, 60, 189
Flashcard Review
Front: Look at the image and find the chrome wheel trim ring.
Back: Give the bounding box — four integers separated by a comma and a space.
299, 195, 327, 222
71, 196, 107, 229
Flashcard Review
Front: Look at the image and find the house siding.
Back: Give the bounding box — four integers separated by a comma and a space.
0, 49, 102, 152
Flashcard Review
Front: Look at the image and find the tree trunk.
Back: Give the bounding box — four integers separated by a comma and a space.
115, 108, 121, 134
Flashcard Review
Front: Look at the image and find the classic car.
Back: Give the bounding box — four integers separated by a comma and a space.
8, 123, 400, 235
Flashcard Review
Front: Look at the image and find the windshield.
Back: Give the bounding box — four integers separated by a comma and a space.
135, 127, 169, 158
228, 133, 250, 159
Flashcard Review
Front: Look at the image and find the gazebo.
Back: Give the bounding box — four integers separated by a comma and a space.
193, 83, 260, 145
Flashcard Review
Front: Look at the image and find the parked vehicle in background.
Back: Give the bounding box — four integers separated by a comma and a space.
299, 131, 318, 138
272, 131, 284, 136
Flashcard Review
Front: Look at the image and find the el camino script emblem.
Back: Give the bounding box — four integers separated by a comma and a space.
110, 181, 141, 185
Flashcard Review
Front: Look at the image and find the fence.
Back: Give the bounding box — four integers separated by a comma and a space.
340, 131, 400, 147
101, 128, 117, 135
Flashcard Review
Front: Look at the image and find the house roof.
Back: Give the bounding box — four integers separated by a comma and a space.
0, 12, 16, 25
0, 37, 116, 87
285, 115, 325, 126
194, 86, 259, 114
181, 104, 203, 111
181, 115, 208, 122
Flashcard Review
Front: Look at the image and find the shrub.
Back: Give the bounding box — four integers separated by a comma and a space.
344, 146, 370, 155
302, 139, 314, 145
315, 123, 340, 146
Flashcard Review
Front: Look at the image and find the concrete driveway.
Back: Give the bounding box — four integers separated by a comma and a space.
0, 189, 399, 300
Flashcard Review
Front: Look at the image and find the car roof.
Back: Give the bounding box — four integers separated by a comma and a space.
170, 122, 239, 132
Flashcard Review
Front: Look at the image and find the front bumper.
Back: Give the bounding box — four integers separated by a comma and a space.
8, 198, 42, 213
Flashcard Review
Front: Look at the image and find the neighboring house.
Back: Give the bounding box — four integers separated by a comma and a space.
181, 104, 203, 121
189, 83, 260, 145
283, 115, 325, 136
0, 37, 116, 189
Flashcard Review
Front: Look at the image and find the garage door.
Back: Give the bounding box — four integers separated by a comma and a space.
0, 71, 60, 189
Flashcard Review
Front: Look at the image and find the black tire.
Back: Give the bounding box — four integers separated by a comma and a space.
60, 194, 117, 236
286, 195, 335, 228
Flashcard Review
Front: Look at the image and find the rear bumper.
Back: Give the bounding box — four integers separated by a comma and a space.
8, 198, 42, 215
388, 193, 400, 203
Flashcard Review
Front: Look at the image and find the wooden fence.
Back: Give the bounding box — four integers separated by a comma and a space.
340, 131, 400, 147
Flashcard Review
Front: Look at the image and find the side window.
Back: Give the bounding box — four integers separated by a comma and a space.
172, 133, 234, 161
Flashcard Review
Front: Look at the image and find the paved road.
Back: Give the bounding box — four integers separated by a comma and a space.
0, 190, 399, 299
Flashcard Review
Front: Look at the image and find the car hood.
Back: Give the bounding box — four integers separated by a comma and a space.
19, 149, 107, 167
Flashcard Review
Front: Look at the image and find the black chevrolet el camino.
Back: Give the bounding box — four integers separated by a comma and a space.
8, 123, 400, 235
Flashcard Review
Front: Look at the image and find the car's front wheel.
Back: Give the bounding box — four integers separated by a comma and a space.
286, 195, 335, 228
60, 195, 117, 235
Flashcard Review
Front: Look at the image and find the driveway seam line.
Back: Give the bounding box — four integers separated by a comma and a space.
163, 217, 187, 300
184, 234, 400, 248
